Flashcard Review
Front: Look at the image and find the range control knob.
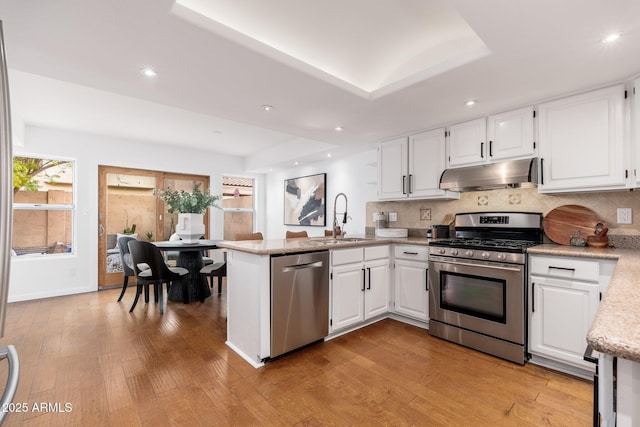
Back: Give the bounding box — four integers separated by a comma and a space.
465, 250, 474, 257
438, 248, 446, 255
496, 253, 507, 261
450, 249, 458, 256
481, 251, 491, 259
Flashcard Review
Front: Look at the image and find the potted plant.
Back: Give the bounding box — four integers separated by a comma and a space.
155, 183, 221, 243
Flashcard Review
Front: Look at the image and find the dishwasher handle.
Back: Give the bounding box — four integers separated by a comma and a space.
282, 260, 324, 273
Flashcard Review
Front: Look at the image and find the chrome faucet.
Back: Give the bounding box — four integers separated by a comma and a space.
333, 193, 348, 239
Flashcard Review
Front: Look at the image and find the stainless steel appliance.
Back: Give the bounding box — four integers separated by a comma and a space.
428, 212, 543, 364
439, 158, 538, 192
270, 251, 329, 358
0, 20, 20, 422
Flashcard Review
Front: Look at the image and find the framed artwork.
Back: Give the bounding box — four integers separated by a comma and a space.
284, 173, 326, 226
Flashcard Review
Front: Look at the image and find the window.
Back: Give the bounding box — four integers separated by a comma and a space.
12, 156, 74, 256
222, 176, 254, 240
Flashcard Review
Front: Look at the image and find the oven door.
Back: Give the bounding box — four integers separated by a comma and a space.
428, 255, 525, 344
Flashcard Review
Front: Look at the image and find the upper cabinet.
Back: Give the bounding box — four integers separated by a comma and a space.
447, 108, 536, 168
446, 118, 487, 167
538, 84, 627, 193
487, 106, 536, 161
633, 78, 640, 187
377, 128, 459, 200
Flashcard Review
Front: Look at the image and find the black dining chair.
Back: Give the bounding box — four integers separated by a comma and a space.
116, 235, 150, 302
128, 240, 190, 314
200, 256, 226, 294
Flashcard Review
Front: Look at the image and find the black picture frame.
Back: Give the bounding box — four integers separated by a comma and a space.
284, 173, 326, 226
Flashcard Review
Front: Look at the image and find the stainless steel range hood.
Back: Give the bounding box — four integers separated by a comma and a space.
439, 158, 538, 192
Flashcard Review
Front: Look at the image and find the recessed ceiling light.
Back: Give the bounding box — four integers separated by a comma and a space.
261, 105, 274, 111
602, 33, 621, 43
334, 126, 344, 132
294, 161, 299, 166
140, 67, 157, 77
465, 99, 476, 107
327, 153, 332, 158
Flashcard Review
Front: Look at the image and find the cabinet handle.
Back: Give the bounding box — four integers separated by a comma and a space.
402, 175, 407, 195
540, 158, 545, 185
361, 268, 366, 291
481, 142, 484, 158
408, 174, 413, 194
403, 251, 419, 255
548, 266, 575, 272
489, 140, 493, 157
531, 282, 535, 313
425, 269, 429, 291
367, 267, 371, 290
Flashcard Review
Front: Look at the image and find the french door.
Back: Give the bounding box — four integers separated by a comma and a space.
98, 166, 209, 288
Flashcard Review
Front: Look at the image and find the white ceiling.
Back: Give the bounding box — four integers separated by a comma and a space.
1, 0, 640, 173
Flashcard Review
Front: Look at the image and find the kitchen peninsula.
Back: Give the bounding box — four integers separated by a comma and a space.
216, 236, 428, 368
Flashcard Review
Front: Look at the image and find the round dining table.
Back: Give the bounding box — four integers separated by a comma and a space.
153, 239, 221, 303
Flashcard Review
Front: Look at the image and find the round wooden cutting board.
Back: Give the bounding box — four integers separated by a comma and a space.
543, 205, 601, 245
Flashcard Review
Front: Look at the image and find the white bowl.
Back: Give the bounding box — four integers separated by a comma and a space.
375, 228, 408, 238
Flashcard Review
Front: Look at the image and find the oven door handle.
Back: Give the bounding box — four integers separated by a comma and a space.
435, 260, 523, 272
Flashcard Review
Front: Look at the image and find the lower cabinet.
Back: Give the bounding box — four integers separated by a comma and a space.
330, 246, 390, 332
394, 246, 429, 321
529, 276, 599, 371
528, 254, 616, 375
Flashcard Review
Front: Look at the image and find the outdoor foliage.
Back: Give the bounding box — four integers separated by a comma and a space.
13, 157, 71, 195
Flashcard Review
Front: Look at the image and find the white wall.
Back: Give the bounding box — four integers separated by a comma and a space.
265, 150, 377, 239
9, 125, 256, 302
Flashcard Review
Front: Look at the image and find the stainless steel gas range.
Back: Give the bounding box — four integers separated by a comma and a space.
428, 212, 543, 364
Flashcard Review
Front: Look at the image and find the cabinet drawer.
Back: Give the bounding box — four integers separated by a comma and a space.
394, 245, 428, 261
365, 245, 390, 261
332, 248, 364, 266
529, 255, 599, 282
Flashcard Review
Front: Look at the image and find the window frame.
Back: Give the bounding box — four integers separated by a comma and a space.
11, 154, 75, 258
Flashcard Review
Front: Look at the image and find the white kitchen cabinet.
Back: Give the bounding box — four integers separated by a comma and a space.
377, 130, 459, 200
486, 106, 536, 161
528, 254, 616, 375
393, 245, 429, 321
446, 117, 487, 167
633, 78, 640, 187
537, 84, 627, 193
529, 276, 599, 372
330, 246, 390, 332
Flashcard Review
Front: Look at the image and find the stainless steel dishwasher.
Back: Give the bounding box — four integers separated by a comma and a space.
270, 251, 329, 358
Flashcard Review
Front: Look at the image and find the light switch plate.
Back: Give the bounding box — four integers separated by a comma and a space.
388, 212, 397, 222
617, 208, 632, 224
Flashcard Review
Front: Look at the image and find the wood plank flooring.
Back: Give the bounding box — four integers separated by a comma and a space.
0, 283, 593, 426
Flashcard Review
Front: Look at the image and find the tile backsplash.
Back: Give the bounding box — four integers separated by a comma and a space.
366, 188, 640, 247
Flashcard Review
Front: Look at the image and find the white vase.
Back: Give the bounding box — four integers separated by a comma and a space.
175, 213, 205, 243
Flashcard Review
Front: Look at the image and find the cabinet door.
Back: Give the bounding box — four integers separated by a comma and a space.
538, 85, 626, 192
529, 277, 599, 370
487, 106, 536, 161
394, 259, 429, 321
634, 78, 640, 187
408, 128, 450, 198
377, 137, 408, 200
330, 263, 365, 331
447, 118, 487, 167
364, 259, 390, 319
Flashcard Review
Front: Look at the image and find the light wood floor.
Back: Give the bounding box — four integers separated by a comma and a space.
0, 282, 593, 426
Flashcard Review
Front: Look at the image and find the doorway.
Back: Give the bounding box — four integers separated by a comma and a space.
98, 166, 209, 288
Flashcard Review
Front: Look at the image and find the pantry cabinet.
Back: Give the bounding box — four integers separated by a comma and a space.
377, 129, 459, 200
537, 84, 627, 193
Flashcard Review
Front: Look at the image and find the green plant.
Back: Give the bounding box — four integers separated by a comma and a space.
155, 183, 222, 215
123, 223, 136, 234
145, 231, 153, 241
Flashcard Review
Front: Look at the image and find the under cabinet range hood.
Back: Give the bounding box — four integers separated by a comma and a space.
439, 158, 538, 192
